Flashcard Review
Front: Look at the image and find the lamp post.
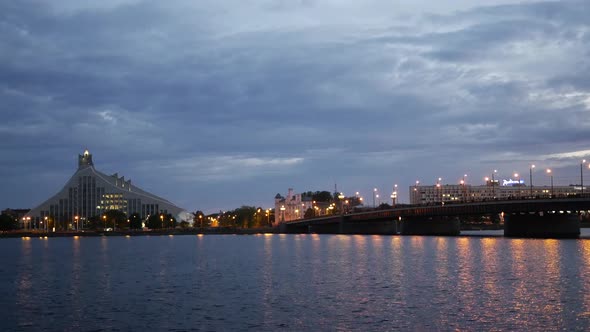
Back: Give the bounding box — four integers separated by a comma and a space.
338, 192, 345, 215
529, 164, 535, 197
103, 215, 106, 231
546, 169, 553, 198
513, 172, 520, 198
583, 160, 587, 195
75, 216, 79, 231
373, 188, 377, 208
44, 216, 48, 232
492, 170, 497, 198
390, 184, 398, 207
160, 214, 164, 229
280, 205, 285, 222
437, 177, 443, 205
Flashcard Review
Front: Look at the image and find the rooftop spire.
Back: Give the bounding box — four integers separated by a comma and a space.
78, 149, 94, 169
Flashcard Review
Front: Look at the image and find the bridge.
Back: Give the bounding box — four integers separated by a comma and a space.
279, 197, 590, 238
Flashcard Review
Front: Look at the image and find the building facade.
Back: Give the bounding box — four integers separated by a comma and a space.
410, 182, 584, 205
274, 188, 313, 224
25, 150, 186, 229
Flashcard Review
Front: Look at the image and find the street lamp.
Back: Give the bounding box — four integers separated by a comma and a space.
583, 160, 587, 195
160, 214, 164, 229
373, 188, 378, 208
44, 216, 48, 232
103, 215, 107, 230
529, 164, 535, 197
338, 192, 345, 215
546, 169, 553, 198
491, 170, 497, 199
280, 205, 285, 222
75, 216, 79, 231
514, 173, 521, 198
390, 184, 398, 207
437, 177, 443, 205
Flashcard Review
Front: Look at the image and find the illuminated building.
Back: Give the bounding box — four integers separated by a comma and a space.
274, 188, 313, 224
24, 150, 186, 229
410, 180, 584, 205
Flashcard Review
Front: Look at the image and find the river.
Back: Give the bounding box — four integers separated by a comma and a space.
2, 232, 590, 331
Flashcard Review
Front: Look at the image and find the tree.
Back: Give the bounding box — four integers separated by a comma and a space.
146, 214, 163, 229
192, 210, 205, 228
312, 191, 333, 202
0, 214, 18, 231
85, 215, 101, 230
146, 213, 176, 230
103, 209, 127, 230
129, 213, 142, 229
304, 207, 315, 219
179, 220, 190, 229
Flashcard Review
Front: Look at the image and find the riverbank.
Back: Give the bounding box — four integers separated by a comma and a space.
3, 223, 590, 238
0, 227, 279, 238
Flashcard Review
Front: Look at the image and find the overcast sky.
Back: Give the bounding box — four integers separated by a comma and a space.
1, 0, 589, 214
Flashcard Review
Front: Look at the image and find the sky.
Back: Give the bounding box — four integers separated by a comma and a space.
1, 0, 589, 214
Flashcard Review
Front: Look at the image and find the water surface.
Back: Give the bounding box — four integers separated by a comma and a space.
2, 233, 590, 331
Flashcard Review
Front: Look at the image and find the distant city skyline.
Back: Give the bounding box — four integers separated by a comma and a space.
1, 0, 589, 214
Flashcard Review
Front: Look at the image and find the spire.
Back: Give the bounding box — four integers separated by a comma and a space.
78, 149, 94, 169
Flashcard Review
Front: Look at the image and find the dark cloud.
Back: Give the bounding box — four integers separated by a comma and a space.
1, 0, 589, 212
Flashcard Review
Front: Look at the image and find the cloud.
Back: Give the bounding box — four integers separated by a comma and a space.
1, 0, 589, 211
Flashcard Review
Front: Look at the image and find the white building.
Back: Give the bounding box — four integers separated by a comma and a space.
410, 181, 583, 205
274, 188, 313, 224
25, 150, 186, 229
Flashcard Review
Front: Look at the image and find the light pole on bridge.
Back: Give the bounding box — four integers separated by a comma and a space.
547, 169, 554, 198
529, 164, 535, 197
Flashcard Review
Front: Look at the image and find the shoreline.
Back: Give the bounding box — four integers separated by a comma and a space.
0, 228, 279, 238
3, 223, 590, 238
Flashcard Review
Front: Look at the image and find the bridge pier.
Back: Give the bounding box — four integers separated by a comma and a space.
279, 222, 310, 234
339, 220, 397, 235
399, 216, 460, 236
308, 223, 341, 234
504, 212, 580, 238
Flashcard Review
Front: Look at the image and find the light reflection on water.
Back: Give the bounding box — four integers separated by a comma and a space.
2, 234, 590, 330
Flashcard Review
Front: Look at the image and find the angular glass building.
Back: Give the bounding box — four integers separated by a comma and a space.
25, 150, 186, 229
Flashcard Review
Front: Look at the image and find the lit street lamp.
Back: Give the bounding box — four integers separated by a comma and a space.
338, 192, 345, 215
437, 177, 442, 205
547, 169, 553, 198
75, 216, 79, 231
529, 164, 535, 197
373, 188, 378, 208
491, 170, 497, 199
280, 205, 286, 222
390, 184, 398, 207
514, 172, 521, 198
583, 160, 588, 195
44, 216, 48, 232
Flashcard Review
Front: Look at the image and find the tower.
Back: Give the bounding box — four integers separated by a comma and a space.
78, 149, 94, 169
